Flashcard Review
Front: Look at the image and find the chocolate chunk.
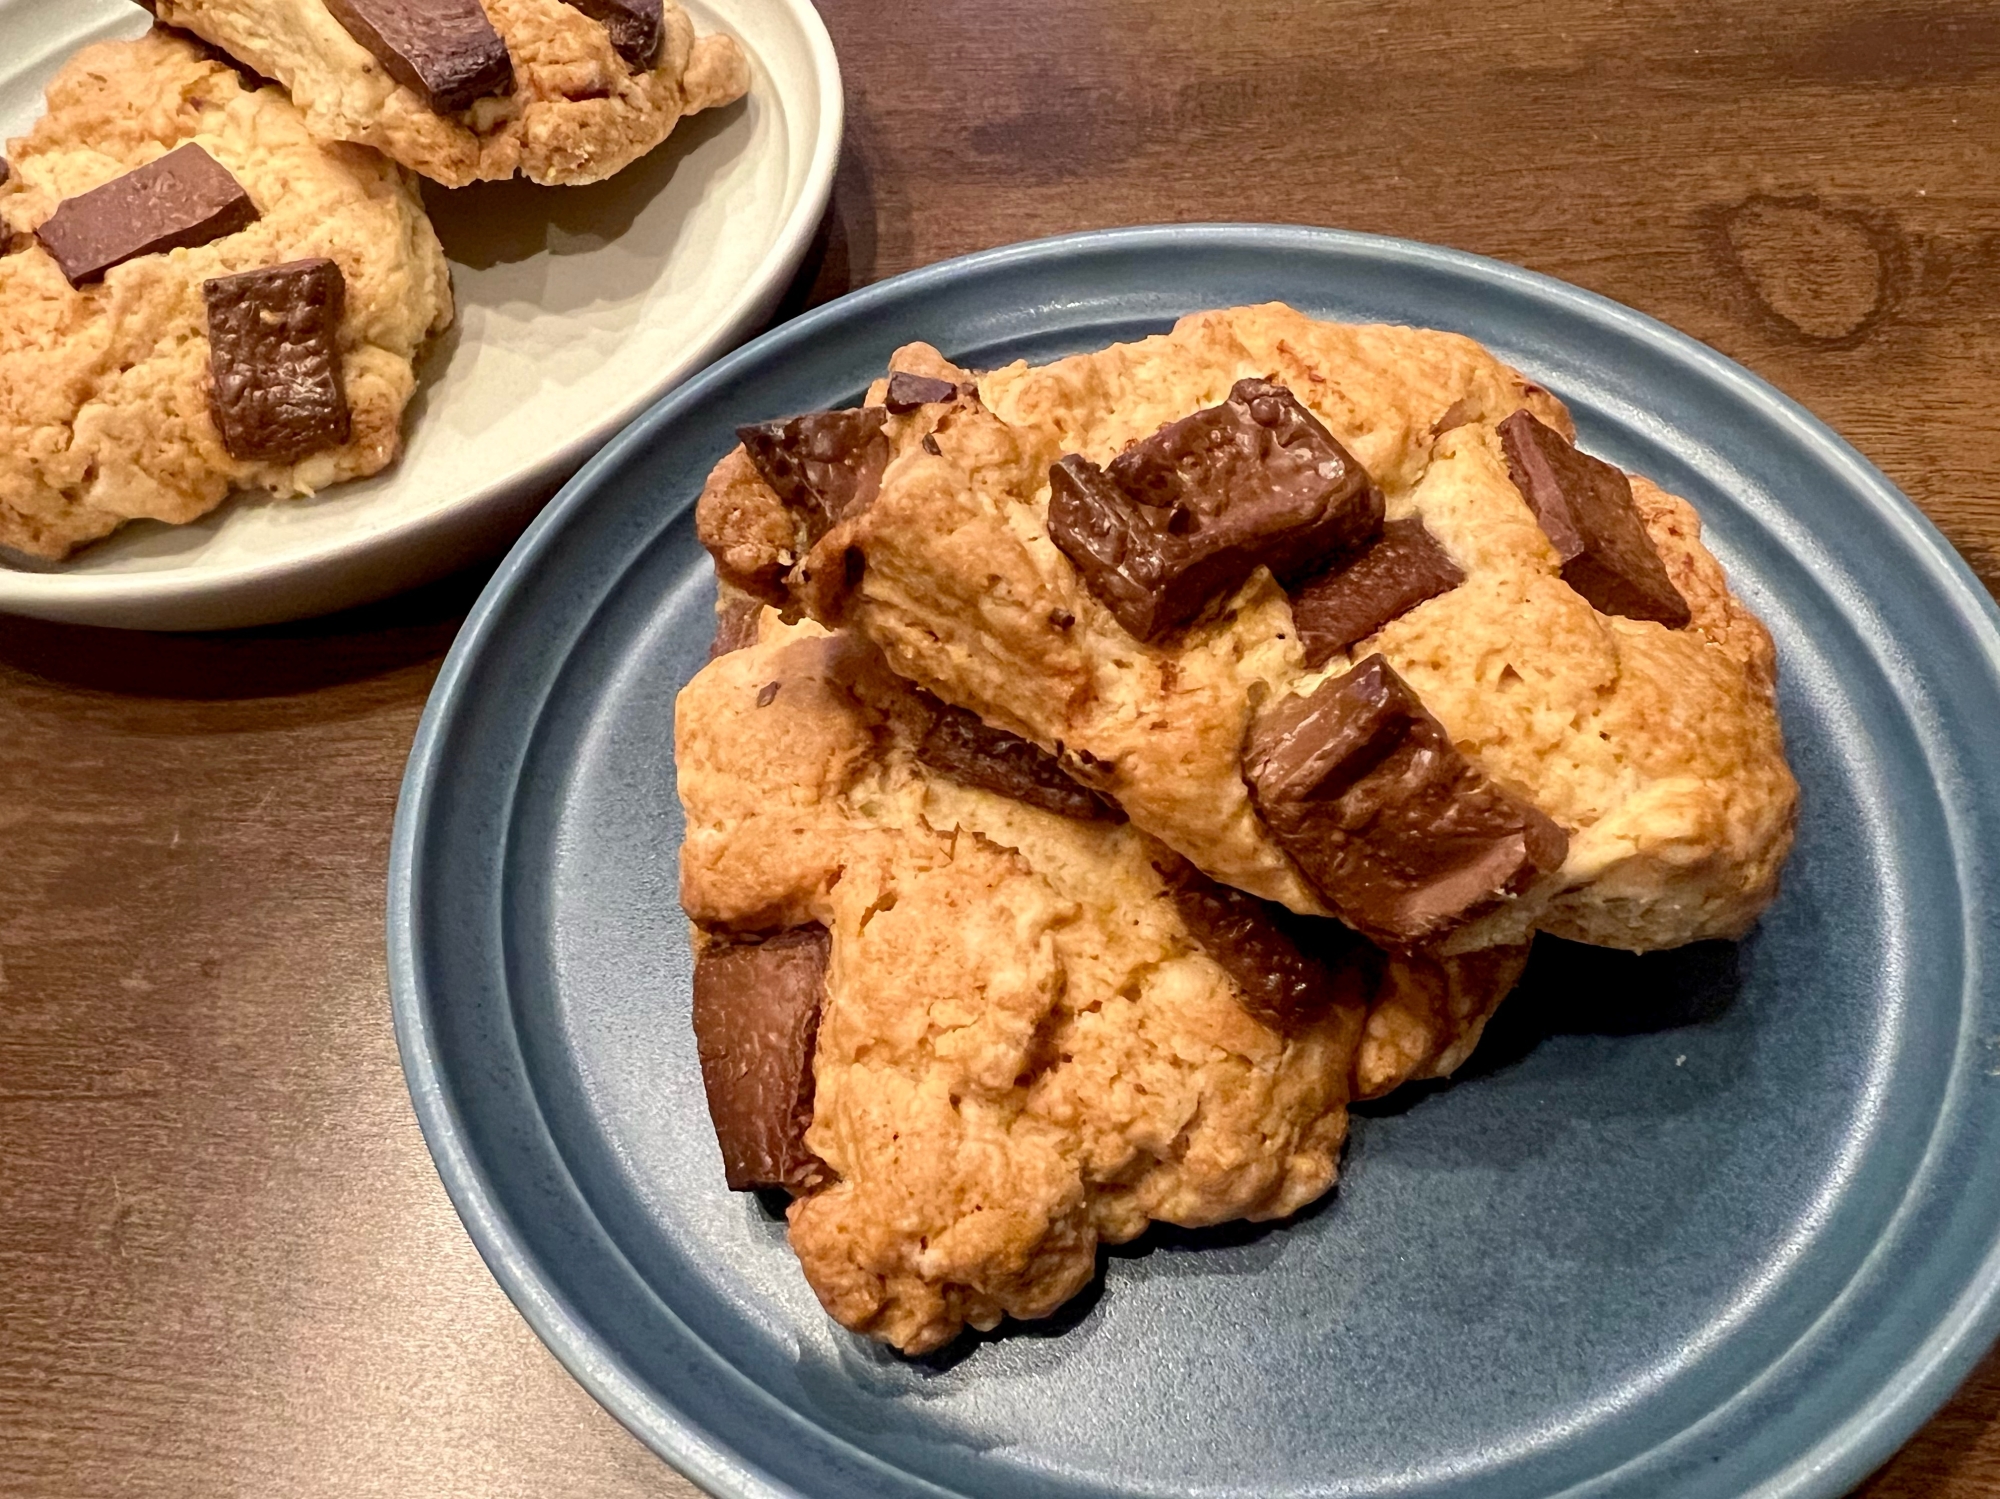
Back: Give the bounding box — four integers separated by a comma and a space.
324, 0, 514, 114
692, 926, 831, 1195
918, 698, 1123, 822
1497, 411, 1691, 628
34, 144, 258, 288
1047, 378, 1381, 641
203, 259, 351, 464
883, 371, 960, 414
0, 156, 10, 188
560, 0, 662, 68
737, 407, 890, 546
1289, 518, 1466, 667
1244, 654, 1569, 948
1104, 378, 1381, 576
710, 592, 762, 657
1162, 858, 1373, 1030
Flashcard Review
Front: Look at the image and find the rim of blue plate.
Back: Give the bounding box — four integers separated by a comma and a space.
388, 223, 2000, 1499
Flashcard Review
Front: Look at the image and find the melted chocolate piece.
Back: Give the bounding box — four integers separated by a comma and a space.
692, 926, 831, 1194
324, 0, 514, 114
883, 371, 960, 413
1497, 411, 1691, 628
737, 406, 890, 545
560, 0, 662, 69
917, 698, 1123, 823
0, 156, 10, 188
1289, 518, 1466, 667
203, 258, 351, 463
1162, 859, 1373, 1030
34, 144, 257, 288
710, 593, 762, 657
1244, 654, 1569, 948
1047, 378, 1381, 641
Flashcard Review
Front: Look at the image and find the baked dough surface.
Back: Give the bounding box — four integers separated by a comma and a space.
697, 305, 1799, 953
148, 0, 749, 186
676, 612, 1526, 1352
0, 30, 452, 558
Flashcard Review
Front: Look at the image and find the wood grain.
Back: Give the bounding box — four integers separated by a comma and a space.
4, 0, 1999, 1493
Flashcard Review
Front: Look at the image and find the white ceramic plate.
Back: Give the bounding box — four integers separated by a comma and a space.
0, 0, 839, 630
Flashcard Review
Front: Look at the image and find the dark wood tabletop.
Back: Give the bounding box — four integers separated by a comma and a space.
5, 0, 1998, 1494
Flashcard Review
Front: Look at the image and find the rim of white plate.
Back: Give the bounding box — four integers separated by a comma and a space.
0, 0, 842, 626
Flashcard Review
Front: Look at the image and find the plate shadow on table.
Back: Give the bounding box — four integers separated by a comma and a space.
0, 558, 498, 702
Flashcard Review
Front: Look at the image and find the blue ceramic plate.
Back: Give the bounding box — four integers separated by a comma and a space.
389, 227, 2000, 1499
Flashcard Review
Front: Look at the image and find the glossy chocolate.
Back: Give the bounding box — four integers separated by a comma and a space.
691, 926, 831, 1195
203, 258, 352, 464
34, 144, 257, 288
1289, 517, 1466, 667
1047, 378, 1380, 641
560, 0, 662, 69
737, 407, 891, 544
709, 594, 763, 658
917, 698, 1123, 822
1162, 859, 1373, 1030
324, 0, 515, 114
1498, 410, 1691, 628
883, 371, 961, 413
1244, 654, 1569, 947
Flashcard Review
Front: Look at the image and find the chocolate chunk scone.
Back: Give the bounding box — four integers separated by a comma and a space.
145, 0, 750, 186
0, 30, 452, 559
675, 606, 1527, 1353
694, 305, 1798, 955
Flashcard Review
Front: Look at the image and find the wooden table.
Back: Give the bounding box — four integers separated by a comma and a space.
4, 1, 1997, 1493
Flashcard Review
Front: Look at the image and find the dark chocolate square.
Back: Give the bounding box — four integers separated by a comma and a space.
1289, 517, 1466, 667
1498, 411, 1691, 628
324, 0, 515, 114
692, 926, 831, 1195
709, 593, 763, 658
560, 0, 663, 69
917, 698, 1123, 823
737, 407, 891, 546
1160, 858, 1374, 1030
34, 143, 258, 288
883, 371, 960, 414
1046, 378, 1381, 641
1244, 654, 1569, 947
203, 258, 352, 465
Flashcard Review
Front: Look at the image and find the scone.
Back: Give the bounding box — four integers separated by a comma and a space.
144, 0, 750, 187
676, 604, 1527, 1353
694, 306, 1799, 956
0, 29, 452, 559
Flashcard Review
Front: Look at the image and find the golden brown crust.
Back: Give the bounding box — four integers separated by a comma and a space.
1354, 942, 1530, 1100
148, 0, 750, 186
695, 305, 1799, 953
0, 31, 451, 559
675, 616, 1523, 1352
